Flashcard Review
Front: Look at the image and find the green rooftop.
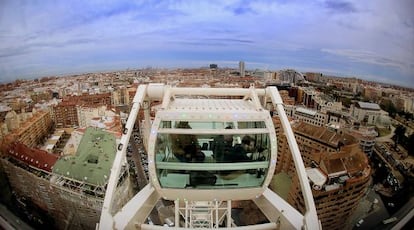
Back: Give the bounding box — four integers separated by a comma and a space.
53, 128, 117, 186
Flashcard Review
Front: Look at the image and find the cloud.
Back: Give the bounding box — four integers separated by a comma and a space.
324, 0, 357, 13
0, 0, 412, 87
225, 0, 257, 16
205, 38, 254, 44
321, 48, 410, 72
0, 37, 95, 60
232, 6, 254, 15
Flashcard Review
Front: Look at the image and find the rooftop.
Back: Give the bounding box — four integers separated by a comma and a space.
306, 168, 327, 187
357, 101, 381, 110
52, 127, 116, 185
0, 105, 12, 112
296, 107, 317, 116
292, 121, 357, 148
319, 143, 368, 178
168, 98, 256, 111
8, 142, 58, 172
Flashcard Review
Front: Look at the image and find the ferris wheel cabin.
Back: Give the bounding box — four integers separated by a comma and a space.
148, 89, 277, 201
99, 84, 320, 229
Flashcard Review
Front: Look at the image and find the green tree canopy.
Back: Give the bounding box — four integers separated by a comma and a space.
407, 134, 414, 157
380, 99, 398, 117
392, 124, 406, 148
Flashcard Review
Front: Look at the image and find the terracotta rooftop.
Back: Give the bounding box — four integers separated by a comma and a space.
293, 121, 357, 148
340, 144, 369, 176
8, 142, 59, 172
319, 143, 368, 178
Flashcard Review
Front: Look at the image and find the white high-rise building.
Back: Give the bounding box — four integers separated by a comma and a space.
239, 60, 245, 77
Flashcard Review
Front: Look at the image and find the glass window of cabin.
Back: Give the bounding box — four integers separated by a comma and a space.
165, 121, 235, 130
154, 123, 272, 189
238, 121, 266, 129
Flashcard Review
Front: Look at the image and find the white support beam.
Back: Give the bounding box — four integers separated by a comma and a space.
267, 86, 320, 229
175, 199, 180, 227
114, 184, 160, 229
99, 84, 147, 230
254, 188, 302, 229
160, 87, 172, 109
248, 86, 264, 111
227, 200, 231, 228
140, 223, 277, 230
170, 87, 266, 97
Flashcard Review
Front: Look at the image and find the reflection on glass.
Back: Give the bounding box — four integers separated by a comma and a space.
155, 122, 271, 189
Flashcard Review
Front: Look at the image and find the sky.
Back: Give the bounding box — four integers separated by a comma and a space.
0, 0, 413, 87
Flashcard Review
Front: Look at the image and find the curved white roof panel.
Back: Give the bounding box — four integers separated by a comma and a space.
357, 102, 381, 110
296, 107, 317, 116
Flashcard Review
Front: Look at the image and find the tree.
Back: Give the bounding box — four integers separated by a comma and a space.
407, 134, 414, 157
341, 97, 352, 108
392, 125, 406, 148
406, 112, 413, 121
380, 99, 398, 118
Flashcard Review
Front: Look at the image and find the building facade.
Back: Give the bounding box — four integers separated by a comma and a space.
350, 102, 389, 126
239, 61, 245, 78
1, 110, 53, 150
1, 128, 132, 229
274, 120, 371, 229
53, 101, 79, 128
284, 106, 344, 127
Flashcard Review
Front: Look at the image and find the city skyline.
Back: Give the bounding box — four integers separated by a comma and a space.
0, 0, 413, 87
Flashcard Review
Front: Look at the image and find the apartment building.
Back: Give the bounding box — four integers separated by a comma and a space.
350, 102, 390, 126
279, 90, 295, 106
77, 105, 117, 128
2, 110, 53, 149
1, 127, 132, 229
53, 93, 114, 128
111, 87, 136, 106
53, 101, 78, 128
272, 117, 294, 175
344, 126, 377, 156
288, 144, 371, 230
0, 104, 12, 122
273, 120, 371, 229
63, 93, 112, 107
283, 106, 343, 127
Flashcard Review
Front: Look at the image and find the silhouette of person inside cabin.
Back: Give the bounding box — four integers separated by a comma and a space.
225, 135, 255, 163
212, 126, 233, 162
171, 121, 205, 162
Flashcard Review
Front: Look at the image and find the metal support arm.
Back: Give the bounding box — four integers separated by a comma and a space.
267, 86, 320, 229
99, 84, 148, 230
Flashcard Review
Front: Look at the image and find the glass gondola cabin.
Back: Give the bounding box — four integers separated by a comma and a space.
147, 87, 278, 201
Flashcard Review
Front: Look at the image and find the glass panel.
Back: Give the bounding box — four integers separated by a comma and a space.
158, 168, 267, 189
160, 121, 172, 128
238, 121, 266, 129
160, 121, 267, 130
155, 131, 271, 189
186, 122, 225, 130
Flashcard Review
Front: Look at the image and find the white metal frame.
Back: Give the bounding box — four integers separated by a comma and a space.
139, 85, 279, 203
98, 84, 320, 229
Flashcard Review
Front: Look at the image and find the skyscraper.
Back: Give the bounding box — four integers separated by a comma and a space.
239, 61, 245, 77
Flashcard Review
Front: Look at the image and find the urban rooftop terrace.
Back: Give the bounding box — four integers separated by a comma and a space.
52, 127, 116, 186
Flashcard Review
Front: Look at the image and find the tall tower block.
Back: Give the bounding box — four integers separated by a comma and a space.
239, 61, 245, 77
